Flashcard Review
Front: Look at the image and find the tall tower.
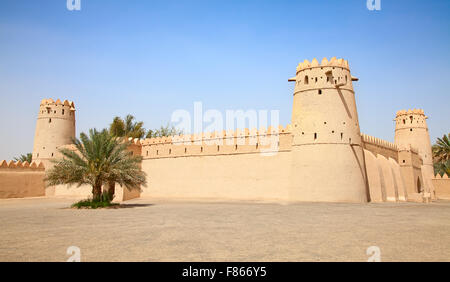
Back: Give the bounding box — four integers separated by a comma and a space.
32, 98, 76, 168
289, 57, 368, 202
394, 109, 435, 198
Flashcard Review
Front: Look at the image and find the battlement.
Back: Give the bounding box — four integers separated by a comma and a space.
296, 57, 349, 73
0, 160, 45, 170
434, 174, 449, 179
361, 133, 398, 150
40, 98, 75, 108
141, 125, 292, 145
140, 125, 293, 159
396, 109, 426, 117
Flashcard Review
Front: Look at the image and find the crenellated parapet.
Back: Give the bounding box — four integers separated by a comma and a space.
0, 160, 45, 170
0, 160, 46, 199
141, 125, 292, 159
434, 174, 449, 179
361, 133, 399, 161
361, 133, 398, 150
291, 57, 358, 94
395, 108, 428, 131
38, 98, 76, 119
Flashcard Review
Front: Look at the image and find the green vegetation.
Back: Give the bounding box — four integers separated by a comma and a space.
145, 123, 183, 138
109, 114, 182, 139
45, 128, 147, 205
71, 193, 119, 209
432, 133, 450, 177
13, 153, 32, 163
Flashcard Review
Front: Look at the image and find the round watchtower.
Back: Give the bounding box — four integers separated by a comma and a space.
32, 98, 76, 168
394, 109, 435, 197
289, 57, 368, 202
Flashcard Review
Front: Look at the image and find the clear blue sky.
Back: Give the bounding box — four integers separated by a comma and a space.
0, 0, 449, 160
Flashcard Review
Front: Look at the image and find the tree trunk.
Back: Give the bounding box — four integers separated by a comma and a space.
92, 180, 102, 201
107, 181, 115, 201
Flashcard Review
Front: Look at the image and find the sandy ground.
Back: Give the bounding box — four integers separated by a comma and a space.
0, 196, 449, 262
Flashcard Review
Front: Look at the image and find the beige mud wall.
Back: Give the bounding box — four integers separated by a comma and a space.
361, 134, 399, 162
0, 161, 45, 199
141, 151, 292, 201
433, 175, 450, 200
363, 150, 385, 202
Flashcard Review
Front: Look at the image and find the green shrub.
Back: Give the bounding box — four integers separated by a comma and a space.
71, 192, 118, 209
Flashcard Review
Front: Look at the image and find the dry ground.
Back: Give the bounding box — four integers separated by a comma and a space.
0, 197, 449, 261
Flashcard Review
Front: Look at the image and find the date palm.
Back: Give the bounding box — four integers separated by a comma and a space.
45, 128, 146, 201
432, 133, 450, 163
145, 123, 183, 138
14, 153, 32, 163
110, 114, 146, 139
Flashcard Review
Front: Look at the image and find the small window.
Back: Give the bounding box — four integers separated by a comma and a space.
410, 129, 413, 132
256, 143, 259, 149
185, 148, 187, 153
156, 150, 159, 155
169, 149, 171, 154
341, 133, 343, 140
235, 144, 238, 150
314, 133, 317, 140
62, 109, 65, 115
146, 151, 148, 156
217, 145, 220, 152
315, 77, 318, 83
48, 118, 51, 123
318, 89, 322, 95
201, 147, 203, 153
402, 160, 406, 163
304, 76, 309, 84
403, 119, 406, 124
51, 153, 54, 157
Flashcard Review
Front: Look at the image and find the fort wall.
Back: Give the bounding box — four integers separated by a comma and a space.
140, 126, 292, 201
0, 160, 45, 199
433, 174, 450, 200
361, 133, 398, 161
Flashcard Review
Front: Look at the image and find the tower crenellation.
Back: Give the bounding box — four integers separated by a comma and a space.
291, 57, 361, 146
32, 98, 76, 167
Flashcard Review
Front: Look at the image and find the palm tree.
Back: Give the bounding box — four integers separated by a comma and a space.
146, 123, 183, 138
434, 160, 450, 177
432, 133, 450, 177
14, 153, 32, 163
45, 129, 146, 201
110, 115, 146, 139
432, 133, 450, 163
